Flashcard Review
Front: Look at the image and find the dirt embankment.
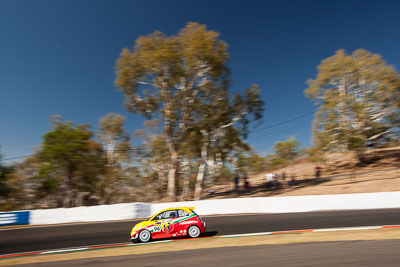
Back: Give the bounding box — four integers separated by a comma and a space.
205, 146, 400, 199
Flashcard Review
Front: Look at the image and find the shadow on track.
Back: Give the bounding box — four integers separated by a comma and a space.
140, 231, 219, 243
201, 231, 219, 237
167, 230, 219, 240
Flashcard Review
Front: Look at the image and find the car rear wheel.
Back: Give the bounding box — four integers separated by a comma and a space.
139, 229, 151, 243
187, 225, 201, 238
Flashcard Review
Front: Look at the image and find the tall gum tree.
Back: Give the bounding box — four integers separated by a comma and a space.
116, 23, 264, 200
115, 22, 233, 201
97, 113, 131, 203
305, 49, 400, 152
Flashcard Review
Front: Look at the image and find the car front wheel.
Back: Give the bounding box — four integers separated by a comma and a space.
187, 225, 201, 238
139, 229, 152, 243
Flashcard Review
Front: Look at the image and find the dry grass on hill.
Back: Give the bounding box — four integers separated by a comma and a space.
204, 146, 400, 199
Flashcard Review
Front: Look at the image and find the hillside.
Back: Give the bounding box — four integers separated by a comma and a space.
204, 146, 400, 199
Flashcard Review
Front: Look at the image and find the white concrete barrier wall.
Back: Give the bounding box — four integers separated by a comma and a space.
151, 198, 260, 216
28, 191, 400, 225
254, 191, 400, 213
30, 202, 151, 225
152, 191, 400, 216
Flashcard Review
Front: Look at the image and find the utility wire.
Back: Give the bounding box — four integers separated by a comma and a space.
248, 111, 314, 134
3, 112, 315, 161
2, 147, 149, 161
2, 155, 32, 161
249, 123, 310, 143
248, 120, 311, 141
250, 126, 311, 150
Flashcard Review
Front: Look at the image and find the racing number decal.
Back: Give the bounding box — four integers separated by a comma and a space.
153, 219, 174, 233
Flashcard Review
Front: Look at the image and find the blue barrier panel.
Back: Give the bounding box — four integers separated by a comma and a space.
0, 211, 30, 226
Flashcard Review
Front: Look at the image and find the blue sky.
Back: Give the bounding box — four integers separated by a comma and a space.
1, 0, 400, 162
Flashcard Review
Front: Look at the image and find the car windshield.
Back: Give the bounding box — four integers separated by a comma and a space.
150, 213, 161, 221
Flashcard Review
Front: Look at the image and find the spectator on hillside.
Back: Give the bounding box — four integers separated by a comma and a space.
281, 172, 288, 188
315, 166, 321, 179
288, 174, 297, 186
265, 173, 275, 188
281, 172, 286, 181
243, 176, 250, 190
233, 175, 240, 190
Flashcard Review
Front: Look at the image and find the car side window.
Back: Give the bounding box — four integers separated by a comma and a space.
178, 209, 189, 217
164, 210, 177, 219
153, 210, 180, 220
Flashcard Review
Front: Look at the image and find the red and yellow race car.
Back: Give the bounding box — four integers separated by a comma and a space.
130, 207, 206, 243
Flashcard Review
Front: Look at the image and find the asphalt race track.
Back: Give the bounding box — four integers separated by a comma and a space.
16, 240, 400, 267
1, 208, 400, 255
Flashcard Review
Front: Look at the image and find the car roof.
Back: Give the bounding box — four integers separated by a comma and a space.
153, 206, 195, 215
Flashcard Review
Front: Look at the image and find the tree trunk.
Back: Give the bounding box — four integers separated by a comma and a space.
194, 130, 209, 200
64, 162, 75, 208
106, 141, 115, 165
206, 156, 216, 184
167, 151, 178, 201
338, 79, 350, 151
194, 162, 206, 200
153, 166, 167, 199
181, 175, 190, 200
181, 159, 190, 200
215, 152, 223, 183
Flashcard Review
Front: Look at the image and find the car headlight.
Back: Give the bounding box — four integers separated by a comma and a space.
131, 225, 138, 235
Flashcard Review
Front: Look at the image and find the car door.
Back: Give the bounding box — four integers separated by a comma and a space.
174, 209, 190, 236
158, 210, 178, 238
150, 211, 166, 239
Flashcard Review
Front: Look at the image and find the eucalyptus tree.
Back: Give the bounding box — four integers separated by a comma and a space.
273, 137, 300, 162
0, 152, 12, 203
115, 22, 264, 200
116, 22, 232, 200
306, 49, 400, 152
98, 113, 131, 165
97, 113, 131, 203
37, 116, 106, 207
